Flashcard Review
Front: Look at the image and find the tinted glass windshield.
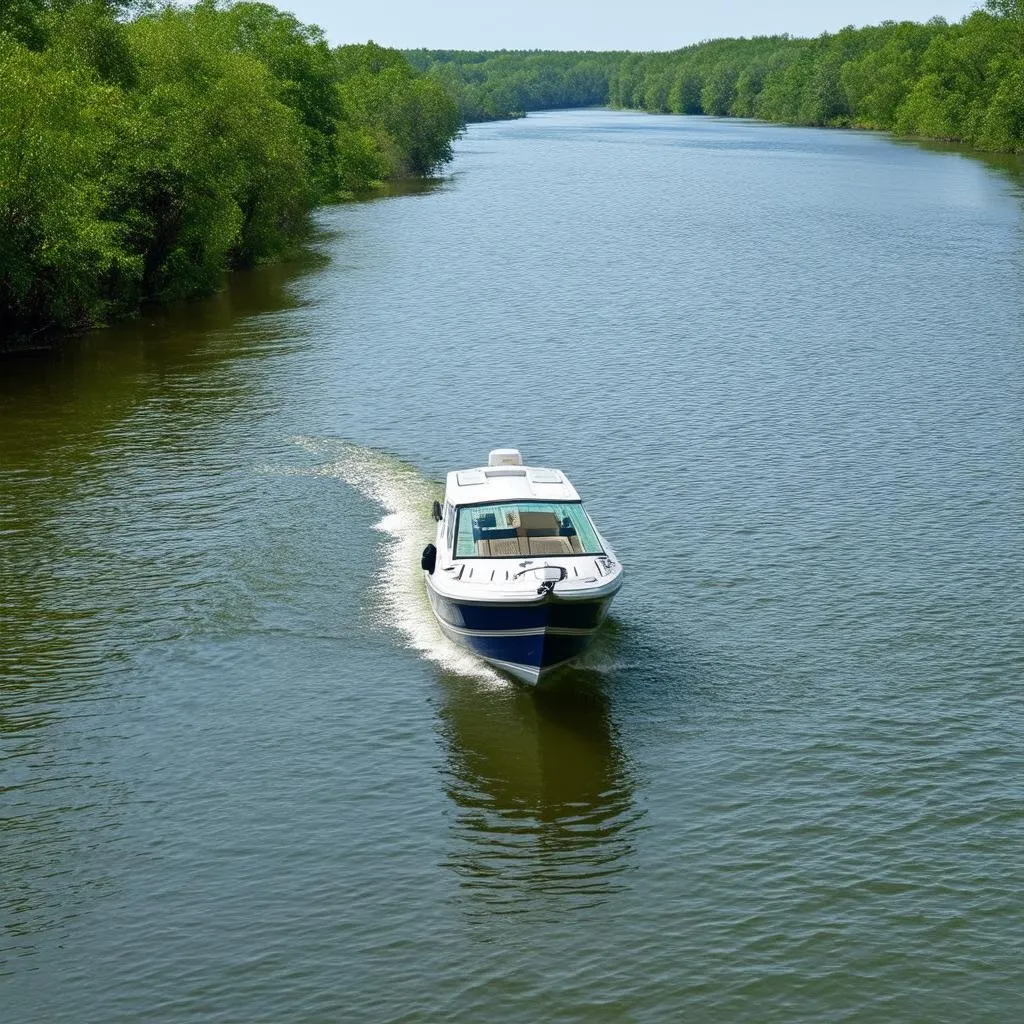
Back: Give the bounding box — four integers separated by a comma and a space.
454, 501, 603, 559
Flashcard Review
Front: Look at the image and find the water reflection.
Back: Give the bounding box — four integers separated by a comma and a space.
361, 176, 449, 201
438, 662, 641, 915
0, 251, 325, 968
894, 137, 1024, 197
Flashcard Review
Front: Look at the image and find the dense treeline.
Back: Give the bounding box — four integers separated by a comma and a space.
403, 49, 623, 121
0, 1, 460, 340
609, 2, 1024, 152
412, 3, 1024, 154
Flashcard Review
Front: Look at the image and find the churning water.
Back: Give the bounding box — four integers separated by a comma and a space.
277, 437, 502, 683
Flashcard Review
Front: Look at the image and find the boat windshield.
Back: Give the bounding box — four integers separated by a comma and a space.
454, 501, 604, 559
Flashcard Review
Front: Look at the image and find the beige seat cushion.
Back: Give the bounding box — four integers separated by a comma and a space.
529, 536, 573, 556
489, 537, 526, 557
475, 539, 491, 556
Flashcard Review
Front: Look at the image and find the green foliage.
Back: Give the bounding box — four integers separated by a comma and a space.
416, 12, 1024, 157
404, 49, 624, 122
0, 1, 461, 339
220, 2, 344, 197
0, 33, 133, 333
603, 13, 1024, 153
337, 42, 462, 177
117, 4, 312, 300
986, 0, 1024, 19
839, 22, 938, 129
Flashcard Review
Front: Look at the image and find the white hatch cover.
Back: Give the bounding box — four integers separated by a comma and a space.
529, 469, 563, 484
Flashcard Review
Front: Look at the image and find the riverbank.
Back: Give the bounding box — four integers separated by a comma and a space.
5, 4, 1021, 351
410, 9, 1024, 155
0, 2, 460, 347
608, 9, 1024, 153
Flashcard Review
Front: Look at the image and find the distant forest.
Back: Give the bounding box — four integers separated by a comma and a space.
409, 2, 1024, 154
403, 50, 624, 121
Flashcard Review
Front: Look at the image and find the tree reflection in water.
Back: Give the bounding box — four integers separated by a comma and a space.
437, 647, 642, 916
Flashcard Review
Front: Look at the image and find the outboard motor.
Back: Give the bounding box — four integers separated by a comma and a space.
421, 544, 437, 574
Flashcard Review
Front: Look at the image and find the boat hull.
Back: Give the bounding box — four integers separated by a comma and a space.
426, 585, 613, 684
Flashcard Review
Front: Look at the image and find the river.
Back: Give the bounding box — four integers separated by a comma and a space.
2, 109, 1022, 1021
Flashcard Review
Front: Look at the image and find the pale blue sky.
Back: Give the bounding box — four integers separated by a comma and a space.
279, 0, 982, 50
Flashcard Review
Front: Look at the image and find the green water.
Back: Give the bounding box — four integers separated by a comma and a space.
2, 111, 1023, 1021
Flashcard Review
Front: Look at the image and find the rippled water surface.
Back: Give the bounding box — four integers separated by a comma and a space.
2, 111, 1023, 1021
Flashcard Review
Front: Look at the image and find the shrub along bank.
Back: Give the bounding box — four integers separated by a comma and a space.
0, 1, 461, 341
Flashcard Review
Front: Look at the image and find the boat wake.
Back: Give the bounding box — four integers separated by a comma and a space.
285, 437, 507, 686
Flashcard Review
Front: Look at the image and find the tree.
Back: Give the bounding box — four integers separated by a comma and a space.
0, 34, 132, 332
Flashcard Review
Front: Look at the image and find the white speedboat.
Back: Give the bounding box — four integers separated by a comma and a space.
421, 449, 623, 684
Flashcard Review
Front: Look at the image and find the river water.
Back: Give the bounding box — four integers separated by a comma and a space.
2, 110, 1023, 1021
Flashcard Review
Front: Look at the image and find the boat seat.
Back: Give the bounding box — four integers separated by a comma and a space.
489, 537, 526, 557
529, 536, 573, 556
475, 539, 491, 556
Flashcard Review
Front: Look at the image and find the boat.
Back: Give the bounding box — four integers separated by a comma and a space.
421, 449, 623, 684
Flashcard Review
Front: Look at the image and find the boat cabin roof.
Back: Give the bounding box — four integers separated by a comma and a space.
445, 464, 581, 507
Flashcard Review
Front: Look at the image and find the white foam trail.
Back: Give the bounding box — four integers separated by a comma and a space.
284, 437, 506, 687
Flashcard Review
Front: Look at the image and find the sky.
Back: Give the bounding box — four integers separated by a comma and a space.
276, 0, 984, 51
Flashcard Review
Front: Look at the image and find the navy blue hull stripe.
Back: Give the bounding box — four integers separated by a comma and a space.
436, 620, 594, 672
428, 591, 609, 632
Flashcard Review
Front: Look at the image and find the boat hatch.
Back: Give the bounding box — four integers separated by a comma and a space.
456, 469, 487, 486
528, 469, 563, 484
484, 467, 527, 478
